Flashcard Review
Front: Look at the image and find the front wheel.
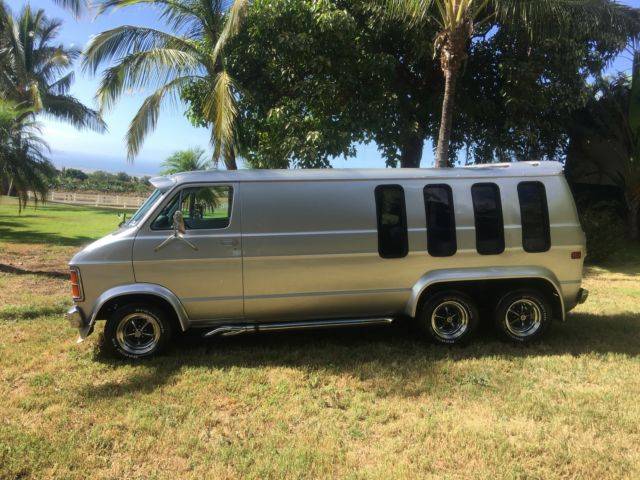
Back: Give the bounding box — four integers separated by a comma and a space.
417, 291, 479, 345
103, 303, 173, 359
494, 290, 552, 343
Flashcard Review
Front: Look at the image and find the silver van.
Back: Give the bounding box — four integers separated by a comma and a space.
66, 161, 588, 359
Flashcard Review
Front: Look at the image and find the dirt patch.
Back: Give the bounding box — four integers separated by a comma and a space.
0, 243, 78, 274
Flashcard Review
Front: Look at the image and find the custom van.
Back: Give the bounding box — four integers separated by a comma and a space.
66, 161, 588, 359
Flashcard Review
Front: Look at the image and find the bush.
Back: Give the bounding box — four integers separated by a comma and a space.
51, 169, 152, 194
579, 202, 626, 263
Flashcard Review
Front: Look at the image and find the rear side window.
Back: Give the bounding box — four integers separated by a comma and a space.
424, 184, 456, 257
471, 183, 505, 255
375, 185, 408, 258
518, 181, 551, 252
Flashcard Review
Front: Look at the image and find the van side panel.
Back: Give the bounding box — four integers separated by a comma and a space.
241, 181, 414, 321
241, 174, 585, 322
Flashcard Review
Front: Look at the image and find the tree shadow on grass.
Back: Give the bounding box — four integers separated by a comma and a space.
82, 311, 640, 400
0, 222, 95, 247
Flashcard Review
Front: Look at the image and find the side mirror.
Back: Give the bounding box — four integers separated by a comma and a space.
172, 210, 186, 234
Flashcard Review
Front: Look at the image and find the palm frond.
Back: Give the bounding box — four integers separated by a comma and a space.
82, 25, 199, 75
384, 0, 434, 26
203, 70, 237, 166
0, 99, 54, 211
125, 76, 193, 160
51, 0, 86, 18
96, 48, 200, 111
212, 0, 249, 64
492, 0, 640, 40
42, 94, 107, 132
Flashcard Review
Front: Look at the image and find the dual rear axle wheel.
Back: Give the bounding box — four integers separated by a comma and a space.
418, 289, 552, 345
101, 289, 553, 360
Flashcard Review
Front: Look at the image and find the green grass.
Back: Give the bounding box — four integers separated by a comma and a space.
0, 195, 129, 246
1, 196, 640, 479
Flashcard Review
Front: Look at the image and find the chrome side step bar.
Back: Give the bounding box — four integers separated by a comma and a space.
203, 317, 394, 338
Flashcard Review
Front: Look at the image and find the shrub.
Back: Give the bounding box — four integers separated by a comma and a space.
579, 202, 626, 263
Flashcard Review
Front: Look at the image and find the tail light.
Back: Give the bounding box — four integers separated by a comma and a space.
571, 251, 582, 260
70, 267, 84, 301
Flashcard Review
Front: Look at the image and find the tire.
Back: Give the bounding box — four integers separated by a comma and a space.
494, 289, 552, 343
417, 291, 479, 345
103, 303, 173, 360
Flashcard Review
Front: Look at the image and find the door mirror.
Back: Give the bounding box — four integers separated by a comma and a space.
172, 210, 186, 234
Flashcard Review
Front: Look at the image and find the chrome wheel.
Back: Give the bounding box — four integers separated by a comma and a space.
115, 312, 161, 355
430, 301, 469, 341
504, 299, 542, 338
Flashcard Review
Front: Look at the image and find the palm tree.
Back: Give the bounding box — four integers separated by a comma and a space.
387, 0, 639, 167
83, 0, 251, 170
160, 147, 211, 174
0, 4, 106, 132
0, 99, 55, 209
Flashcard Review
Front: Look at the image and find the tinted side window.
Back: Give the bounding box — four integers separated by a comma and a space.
151, 186, 233, 230
518, 181, 551, 252
375, 185, 408, 258
424, 184, 456, 257
471, 183, 505, 255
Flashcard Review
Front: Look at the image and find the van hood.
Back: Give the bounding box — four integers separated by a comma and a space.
69, 226, 138, 266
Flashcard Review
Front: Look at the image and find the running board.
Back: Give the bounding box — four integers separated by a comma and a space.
203, 317, 394, 338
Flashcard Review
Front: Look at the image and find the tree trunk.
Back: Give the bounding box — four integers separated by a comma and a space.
400, 133, 424, 168
225, 146, 238, 170
435, 67, 459, 168
630, 197, 640, 241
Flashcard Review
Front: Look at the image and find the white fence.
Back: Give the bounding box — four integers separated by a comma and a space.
33, 191, 147, 209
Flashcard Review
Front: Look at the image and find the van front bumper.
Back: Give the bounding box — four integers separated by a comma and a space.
66, 305, 85, 328
66, 306, 94, 340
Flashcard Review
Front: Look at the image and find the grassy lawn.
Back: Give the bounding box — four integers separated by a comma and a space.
1, 196, 640, 479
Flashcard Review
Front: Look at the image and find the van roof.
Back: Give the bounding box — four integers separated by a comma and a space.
150, 161, 563, 190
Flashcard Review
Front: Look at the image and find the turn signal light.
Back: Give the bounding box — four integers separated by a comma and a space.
70, 268, 83, 301
571, 251, 582, 260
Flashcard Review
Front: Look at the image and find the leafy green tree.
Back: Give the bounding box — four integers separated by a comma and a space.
0, 99, 55, 208
450, 8, 638, 163
184, 0, 443, 168
566, 65, 640, 240
184, 0, 637, 168
61, 168, 88, 180
386, 0, 639, 167
0, 4, 105, 132
83, 0, 249, 169
160, 147, 211, 175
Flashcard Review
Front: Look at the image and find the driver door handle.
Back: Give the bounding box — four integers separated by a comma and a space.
220, 238, 239, 247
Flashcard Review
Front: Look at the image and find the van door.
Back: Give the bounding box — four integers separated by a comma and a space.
132, 183, 243, 322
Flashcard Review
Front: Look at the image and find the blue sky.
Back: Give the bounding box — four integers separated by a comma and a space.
7, 0, 640, 175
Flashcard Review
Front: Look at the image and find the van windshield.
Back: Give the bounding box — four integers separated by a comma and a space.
126, 189, 164, 226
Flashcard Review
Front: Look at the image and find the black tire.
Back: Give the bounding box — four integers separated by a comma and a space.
416, 291, 479, 345
103, 303, 173, 360
494, 289, 552, 343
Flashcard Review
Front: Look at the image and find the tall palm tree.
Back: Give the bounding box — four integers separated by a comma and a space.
387, 0, 639, 167
83, 0, 251, 170
0, 4, 106, 132
160, 147, 210, 174
0, 99, 55, 209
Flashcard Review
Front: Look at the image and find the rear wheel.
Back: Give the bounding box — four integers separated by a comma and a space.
417, 291, 479, 345
103, 303, 173, 359
494, 290, 551, 343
